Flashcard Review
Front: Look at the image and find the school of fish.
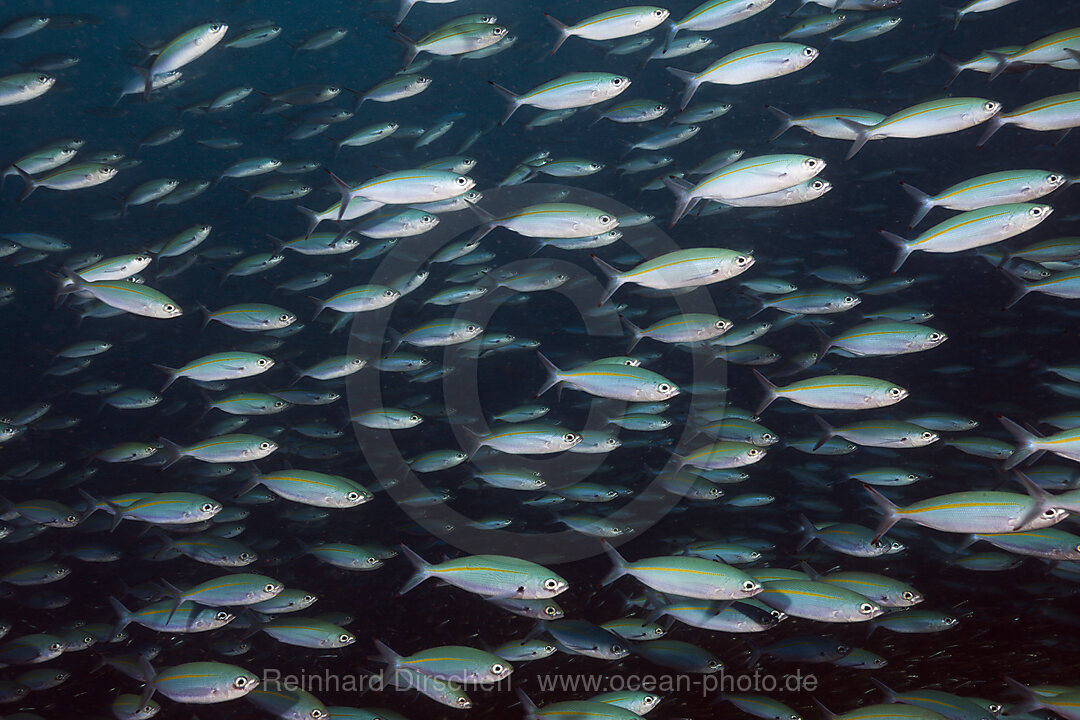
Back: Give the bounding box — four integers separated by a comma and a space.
0, 1, 1079, 719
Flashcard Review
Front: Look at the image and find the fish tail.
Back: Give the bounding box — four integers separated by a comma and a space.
835, 117, 872, 160
985, 50, 1011, 82
13, 165, 37, 203
665, 66, 699, 110
393, 0, 416, 28
946, 6, 964, 31
138, 656, 159, 707
543, 13, 571, 55
751, 370, 778, 416
996, 415, 1039, 469
898, 182, 934, 228
393, 30, 419, 69
397, 544, 432, 595
765, 105, 794, 142
77, 487, 108, 523
662, 21, 677, 51
811, 324, 831, 362
488, 81, 521, 126
158, 578, 185, 623
533, 350, 563, 398
194, 300, 212, 329
325, 168, 353, 221
108, 595, 135, 637
869, 677, 897, 702
660, 174, 697, 227
812, 698, 841, 720
976, 114, 1005, 148
372, 638, 403, 672
797, 560, 821, 580
600, 540, 629, 585
878, 230, 913, 273
811, 415, 836, 451
863, 484, 901, 543
517, 690, 541, 720
295, 205, 321, 239
458, 425, 484, 460
1003, 677, 1042, 714
796, 513, 818, 551
999, 266, 1032, 310
937, 51, 963, 88
156, 436, 183, 470
620, 315, 644, 354
150, 364, 178, 392
307, 296, 328, 322
234, 467, 263, 499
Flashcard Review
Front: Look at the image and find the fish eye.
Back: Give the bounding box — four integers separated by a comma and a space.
216, 611, 230, 620
232, 676, 248, 688
736, 256, 750, 265
658, 383, 672, 392
50, 642, 63, 651
748, 448, 761, 456
1042, 507, 1058, 517
346, 491, 360, 502
457, 698, 470, 707
889, 387, 903, 397
467, 324, 478, 332
599, 214, 612, 223
858, 603, 875, 615
944, 616, 957, 624
67, 515, 78, 523
803, 47, 814, 56
563, 432, 576, 442
494, 26, 506, 34
240, 552, 253, 560
984, 101, 996, 111
763, 433, 774, 441
543, 577, 559, 590
163, 304, 176, 312
211, 23, 223, 31
654, 8, 664, 15
327, 86, 340, 93
655, 104, 665, 112
929, 332, 942, 341
612, 77, 624, 86
38, 74, 51, 83
742, 580, 758, 592
257, 358, 268, 366
311, 711, 325, 719
491, 663, 506, 675
1048, 173, 1063, 183
201, 502, 215, 512
456, 176, 468, 185
259, 442, 272, 450
279, 314, 290, 321
339, 634, 351, 643
274, 401, 286, 407
1030, 207, 1044, 216
902, 591, 915, 600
